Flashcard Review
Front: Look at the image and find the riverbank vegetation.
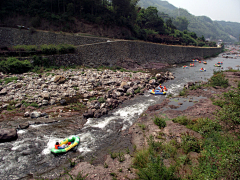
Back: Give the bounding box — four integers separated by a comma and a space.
0, 56, 146, 75
0, 44, 76, 57
0, 0, 217, 47
133, 70, 240, 179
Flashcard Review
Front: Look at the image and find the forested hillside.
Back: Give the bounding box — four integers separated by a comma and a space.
138, 0, 240, 43
0, 0, 216, 47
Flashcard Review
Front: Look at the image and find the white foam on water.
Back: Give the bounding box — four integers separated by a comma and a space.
148, 99, 155, 102
11, 140, 27, 151
91, 116, 116, 129
17, 130, 26, 134
115, 102, 150, 130
76, 132, 94, 153
30, 124, 48, 128
41, 136, 60, 155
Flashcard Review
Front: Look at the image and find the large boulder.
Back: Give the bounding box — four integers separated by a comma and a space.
0, 128, 18, 142
30, 111, 41, 118
54, 75, 66, 84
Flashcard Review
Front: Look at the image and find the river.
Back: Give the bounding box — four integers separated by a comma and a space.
0, 53, 239, 180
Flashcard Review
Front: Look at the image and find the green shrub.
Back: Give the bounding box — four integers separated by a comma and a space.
0, 57, 32, 74
212, 99, 226, 107
137, 156, 177, 180
172, 116, 192, 126
133, 149, 150, 169
179, 88, 187, 96
110, 152, 117, 159
188, 118, 222, 134
209, 72, 229, 88
153, 116, 166, 128
181, 134, 202, 153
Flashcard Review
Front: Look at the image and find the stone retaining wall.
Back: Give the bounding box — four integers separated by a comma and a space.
0, 27, 110, 46
0, 27, 222, 67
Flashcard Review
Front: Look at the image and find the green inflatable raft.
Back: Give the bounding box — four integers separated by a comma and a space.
51, 135, 80, 154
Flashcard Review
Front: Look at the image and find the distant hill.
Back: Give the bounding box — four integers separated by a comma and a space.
138, 0, 239, 43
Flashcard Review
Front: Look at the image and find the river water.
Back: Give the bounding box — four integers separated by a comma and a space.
0, 53, 239, 179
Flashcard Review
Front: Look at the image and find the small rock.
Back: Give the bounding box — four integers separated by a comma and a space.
60, 99, 67, 105
0, 88, 7, 95
40, 112, 48, 117
54, 75, 66, 84
18, 122, 29, 129
42, 100, 48, 105
2, 103, 9, 109
24, 111, 30, 117
15, 103, 22, 108
50, 99, 56, 105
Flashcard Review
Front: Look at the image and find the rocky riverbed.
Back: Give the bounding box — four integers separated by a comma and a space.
0, 67, 175, 142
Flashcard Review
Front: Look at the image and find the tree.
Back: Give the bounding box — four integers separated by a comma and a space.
173, 16, 189, 31
142, 6, 165, 34
166, 18, 176, 29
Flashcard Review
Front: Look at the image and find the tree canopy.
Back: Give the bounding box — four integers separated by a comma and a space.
0, 0, 217, 47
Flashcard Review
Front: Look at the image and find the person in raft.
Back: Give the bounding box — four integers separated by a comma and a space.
159, 84, 162, 89
55, 142, 71, 149
200, 67, 204, 70
163, 86, 167, 91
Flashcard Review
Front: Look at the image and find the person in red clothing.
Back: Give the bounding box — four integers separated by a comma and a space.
55, 142, 70, 149
55, 142, 60, 149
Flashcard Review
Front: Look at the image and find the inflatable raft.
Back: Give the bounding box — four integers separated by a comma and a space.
214, 64, 221, 67
199, 68, 206, 72
51, 135, 80, 154
182, 65, 188, 69
150, 89, 166, 95
203, 61, 207, 64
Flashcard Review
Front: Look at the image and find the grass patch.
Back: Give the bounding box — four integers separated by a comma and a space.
98, 97, 105, 103
4, 76, 18, 84
89, 97, 97, 101
138, 123, 146, 131
209, 71, 229, 88
179, 88, 187, 96
134, 88, 141, 94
